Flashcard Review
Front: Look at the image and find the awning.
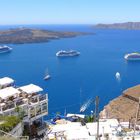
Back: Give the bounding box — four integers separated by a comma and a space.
18, 84, 43, 94
0, 87, 20, 99
0, 77, 14, 86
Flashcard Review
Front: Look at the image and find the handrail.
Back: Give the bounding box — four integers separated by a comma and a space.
0, 129, 29, 140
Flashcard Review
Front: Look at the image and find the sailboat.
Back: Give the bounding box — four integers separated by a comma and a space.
44, 69, 51, 80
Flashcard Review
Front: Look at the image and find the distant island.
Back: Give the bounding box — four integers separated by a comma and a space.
0, 28, 90, 44
94, 22, 140, 30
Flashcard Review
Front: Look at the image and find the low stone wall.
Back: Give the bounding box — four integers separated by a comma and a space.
123, 94, 139, 102
9, 122, 23, 137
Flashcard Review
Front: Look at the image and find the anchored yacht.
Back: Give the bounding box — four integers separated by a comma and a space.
124, 53, 140, 60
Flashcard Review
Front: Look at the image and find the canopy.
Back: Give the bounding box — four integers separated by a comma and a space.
0, 77, 14, 86
18, 84, 43, 94
0, 87, 20, 99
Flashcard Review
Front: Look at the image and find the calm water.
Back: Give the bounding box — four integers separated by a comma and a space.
0, 25, 140, 118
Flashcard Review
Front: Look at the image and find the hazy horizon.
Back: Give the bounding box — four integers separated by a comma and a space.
1, 22, 140, 26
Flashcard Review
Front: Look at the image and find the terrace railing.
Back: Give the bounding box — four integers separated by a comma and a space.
30, 94, 48, 103
39, 94, 48, 102
0, 129, 29, 140
2, 103, 15, 111
0, 94, 48, 116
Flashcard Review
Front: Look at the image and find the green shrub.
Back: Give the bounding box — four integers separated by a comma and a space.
0, 116, 21, 132
85, 115, 95, 122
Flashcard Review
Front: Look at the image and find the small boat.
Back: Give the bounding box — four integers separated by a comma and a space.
124, 52, 140, 61
0, 45, 12, 53
56, 50, 80, 57
115, 72, 121, 80
44, 69, 51, 80
80, 98, 92, 113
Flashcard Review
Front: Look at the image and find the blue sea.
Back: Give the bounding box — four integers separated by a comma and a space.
0, 25, 140, 118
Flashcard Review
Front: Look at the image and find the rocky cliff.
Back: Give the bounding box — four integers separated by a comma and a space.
100, 84, 140, 122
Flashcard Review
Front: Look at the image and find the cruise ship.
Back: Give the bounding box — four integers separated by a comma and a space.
56, 50, 80, 57
124, 53, 140, 60
0, 45, 12, 53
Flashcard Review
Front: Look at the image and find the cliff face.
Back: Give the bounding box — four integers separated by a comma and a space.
94, 22, 140, 30
0, 28, 89, 44
100, 84, 140, 122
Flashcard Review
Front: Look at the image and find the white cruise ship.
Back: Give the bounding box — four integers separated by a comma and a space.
124, 53, 140, 60
0, 45, 12, 53
56, 50, 80, 57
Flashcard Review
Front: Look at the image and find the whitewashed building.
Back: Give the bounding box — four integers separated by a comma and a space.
0, 79, 48, 123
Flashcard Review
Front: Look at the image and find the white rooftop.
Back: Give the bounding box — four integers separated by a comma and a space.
51, 122, 82, 132
49, 122, 91, 139
66, 128, 90, 140
48, 119, 120, 140
0, 77, 14, 86
0, 87, 20, 99
86, 119, 119, 135
18, 84, 43, 94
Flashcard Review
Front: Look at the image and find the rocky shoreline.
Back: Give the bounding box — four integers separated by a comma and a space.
0, 28, 91, 44
100, 84, 140, 122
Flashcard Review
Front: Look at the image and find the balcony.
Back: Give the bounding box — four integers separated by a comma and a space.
2, 102, 15, 111
39, 94, 48, 101
30, 94, 48, 104
0, 93, 48, 119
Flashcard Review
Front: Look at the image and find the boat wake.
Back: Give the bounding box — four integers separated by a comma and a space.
80, 98, 93, 113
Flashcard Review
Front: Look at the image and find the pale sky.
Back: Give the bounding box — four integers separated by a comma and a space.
0, 0, 140, 25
